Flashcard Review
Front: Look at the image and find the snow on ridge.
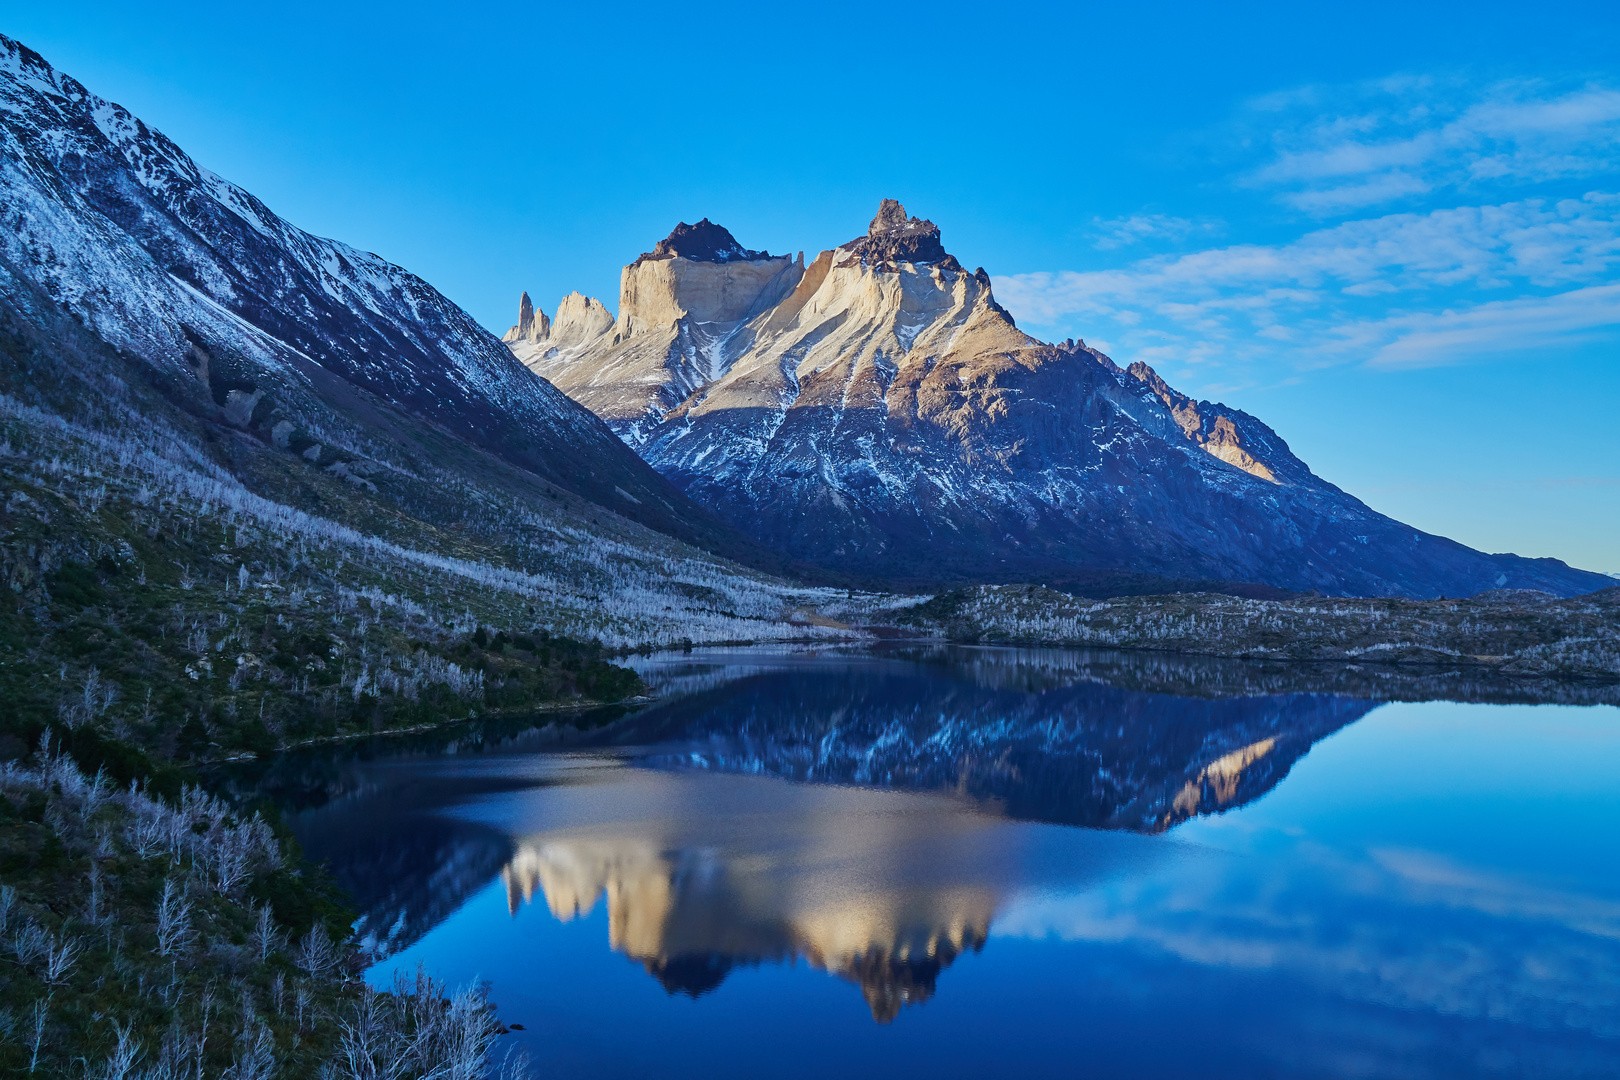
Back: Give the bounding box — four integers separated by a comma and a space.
0, 30, 727, 543
0, 34, 590, 433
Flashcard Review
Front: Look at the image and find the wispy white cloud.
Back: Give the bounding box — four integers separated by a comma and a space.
1352, 284, 1620, 368
1245, 80, 1620, 214
997, 192, 1620, 371
1088, 213, 1222, 250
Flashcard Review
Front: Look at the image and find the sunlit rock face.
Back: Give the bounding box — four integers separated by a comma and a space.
508, 202, 1609, 598
499, 800, 999, 1022
500, 291, 549, 345
511, 221, 804, 428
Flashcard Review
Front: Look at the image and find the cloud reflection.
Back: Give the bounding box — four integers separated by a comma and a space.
996, 837, 1620, 1038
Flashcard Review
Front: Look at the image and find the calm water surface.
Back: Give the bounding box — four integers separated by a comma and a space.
246, 646, 1620, 1078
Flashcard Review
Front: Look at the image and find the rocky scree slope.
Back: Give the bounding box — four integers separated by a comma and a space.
0, 33, 775, 566
510, 201, 1609, 599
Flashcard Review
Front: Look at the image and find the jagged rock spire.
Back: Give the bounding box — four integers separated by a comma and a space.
869, 198, 913, 234
502, 291, 549, 344
840, 199, 958, 270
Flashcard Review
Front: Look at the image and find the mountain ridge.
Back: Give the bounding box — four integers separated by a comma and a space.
507, 201, 1609, 599
0, 32, 794, 571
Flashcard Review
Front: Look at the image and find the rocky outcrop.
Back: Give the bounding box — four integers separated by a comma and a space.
837, 198, 956, 270
548, 291, 616, 351
507, 201, 1612, 598
1127, 361, 1281, 483
639, 217, 770, 263
501, 290, 549, 344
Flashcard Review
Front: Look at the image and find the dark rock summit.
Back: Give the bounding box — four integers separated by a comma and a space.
838, 198, 958, 270
642, 218, 771, 264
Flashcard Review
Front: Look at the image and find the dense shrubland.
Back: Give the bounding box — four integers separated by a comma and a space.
898, 585, 1620, 680
0, 736, 529, 1078
0, 390, 873, 767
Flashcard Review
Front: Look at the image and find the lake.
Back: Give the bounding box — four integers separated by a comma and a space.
227, 645, 1620, 1079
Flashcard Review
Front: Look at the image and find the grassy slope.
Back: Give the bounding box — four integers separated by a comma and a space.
0, 411, 645, 768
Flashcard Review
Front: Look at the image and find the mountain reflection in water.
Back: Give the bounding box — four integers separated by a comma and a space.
244, 646, 1398, 1022
230, 648, 1620, 1074
498, 779, 1007, 1022
599, 648, 1382, 831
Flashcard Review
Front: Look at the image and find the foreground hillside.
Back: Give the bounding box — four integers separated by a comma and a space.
0, 282, 869, 768
0, 736, 532, 1077
510, 206, 1609, 599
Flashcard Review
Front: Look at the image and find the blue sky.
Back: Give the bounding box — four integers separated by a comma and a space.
6, 0, 1618, 574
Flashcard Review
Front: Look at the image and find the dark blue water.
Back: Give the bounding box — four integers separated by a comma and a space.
258, 646, 1620, 1078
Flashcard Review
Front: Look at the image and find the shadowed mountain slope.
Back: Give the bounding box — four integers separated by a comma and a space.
0, 34, 780, 567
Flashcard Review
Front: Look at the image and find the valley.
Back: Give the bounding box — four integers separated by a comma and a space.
0, 23, 1617, 1080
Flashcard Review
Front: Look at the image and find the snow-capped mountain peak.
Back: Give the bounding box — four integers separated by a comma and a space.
503, 200, 1610, 598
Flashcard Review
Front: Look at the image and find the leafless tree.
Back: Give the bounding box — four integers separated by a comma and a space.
332, 989, 412, 1080
43, 930, 81, 985
26, 996, 48, 1075
127, 812, 166, 859
12, 922, 50, 967
221, 1014, 276, 1080
155, 878, 195, 957
294, 923, 340, 979
97, 1019, 144, 1080
84, 862, 104, 925
251, 904, 284, 962
81, 666, 103, 716
493, 1046, 535, 1080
